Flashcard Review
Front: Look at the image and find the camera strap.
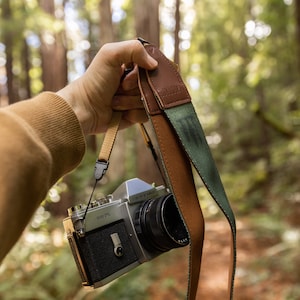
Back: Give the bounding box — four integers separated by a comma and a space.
137, 40, 236, 300
81, 111, 122, 223
94, 111, 122, 181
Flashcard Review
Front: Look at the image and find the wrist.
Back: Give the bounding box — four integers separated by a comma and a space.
56, 80, 91, 135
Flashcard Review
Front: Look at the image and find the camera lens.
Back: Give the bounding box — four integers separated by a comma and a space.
135, 194, 189, 253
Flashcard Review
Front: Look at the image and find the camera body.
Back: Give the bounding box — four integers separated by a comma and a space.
63, 178, 189, 288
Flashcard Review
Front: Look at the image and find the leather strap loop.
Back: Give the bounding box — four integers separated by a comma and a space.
144, 44, 191, 109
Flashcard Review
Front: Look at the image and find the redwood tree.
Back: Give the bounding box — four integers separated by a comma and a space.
1, 0, 17, 104
39, 0, 68, 92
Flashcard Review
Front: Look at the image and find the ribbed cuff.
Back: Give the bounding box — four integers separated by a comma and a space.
7, 92, 86, 182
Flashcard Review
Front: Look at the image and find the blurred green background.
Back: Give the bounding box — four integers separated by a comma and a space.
0, 0, 299, 299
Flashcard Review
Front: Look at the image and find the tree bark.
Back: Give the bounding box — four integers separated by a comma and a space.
134, 0, 160, 46
1, 0, 17, 104
39, 0, 68, 92
295, 0, 300, 75
99, 0, 115, 45
22, 39, 32, 99
174, 0, 181, 66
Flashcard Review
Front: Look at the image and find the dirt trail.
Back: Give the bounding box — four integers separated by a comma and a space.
148, 218, 298, 300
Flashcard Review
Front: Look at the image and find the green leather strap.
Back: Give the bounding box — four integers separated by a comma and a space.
165, 103, 236, 299
165, 104, 236, 228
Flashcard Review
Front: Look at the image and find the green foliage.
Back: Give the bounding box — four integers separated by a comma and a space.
187, 0, 299, 218
67, 148, 98, 198
91, 250, 186, 300
94, 267, 153, 300
0, 220, 81, 300
1, 0, 299, 298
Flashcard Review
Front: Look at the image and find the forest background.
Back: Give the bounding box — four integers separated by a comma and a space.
0, 0, 299, 299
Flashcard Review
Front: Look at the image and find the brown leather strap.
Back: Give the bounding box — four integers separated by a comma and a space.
138, 42, 236, 300
138, 66, 204, 299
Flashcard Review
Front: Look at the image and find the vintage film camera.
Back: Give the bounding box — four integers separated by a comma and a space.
63, 178, 189, 288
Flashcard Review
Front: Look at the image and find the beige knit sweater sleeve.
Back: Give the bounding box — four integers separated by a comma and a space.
0, 92, 86, 262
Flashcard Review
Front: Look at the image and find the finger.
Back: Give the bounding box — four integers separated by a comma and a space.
121, 65, 139, 91
100, 40, 158, 70
120, 63, 134, 81
112, 94, 144, 110
120, 109, 148, 129
115, 86, 140, 96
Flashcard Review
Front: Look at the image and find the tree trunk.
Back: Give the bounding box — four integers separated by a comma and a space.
174, 0, 181, 66
255, 84, 272, 177
295, 0, 300, 75
22, 39, 32, 99
134, 0, 160, 46
39, 0, 68, 92
99, 0, 115, 45
1, 0, 17, 104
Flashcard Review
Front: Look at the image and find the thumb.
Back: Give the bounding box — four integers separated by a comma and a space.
99, 40, 158, 70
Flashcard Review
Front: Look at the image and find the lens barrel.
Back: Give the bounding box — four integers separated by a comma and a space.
134, 194, 189, 253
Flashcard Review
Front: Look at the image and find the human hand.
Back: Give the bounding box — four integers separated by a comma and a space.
57, 40, 157, 135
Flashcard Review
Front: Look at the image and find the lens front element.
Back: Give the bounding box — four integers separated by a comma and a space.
135, 194, 189, 253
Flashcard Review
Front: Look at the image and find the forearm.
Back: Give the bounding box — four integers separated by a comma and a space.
0, 40, 158, 262
0, 93, 85, 262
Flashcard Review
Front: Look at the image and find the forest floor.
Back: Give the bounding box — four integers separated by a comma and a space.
79, 214, 299, 300
147, 217, 299, 300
